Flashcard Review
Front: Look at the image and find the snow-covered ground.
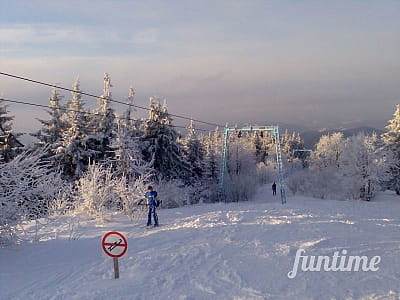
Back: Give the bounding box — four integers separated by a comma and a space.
1, 188, 399, 300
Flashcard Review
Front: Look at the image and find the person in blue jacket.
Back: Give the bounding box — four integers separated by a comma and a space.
145, 186, 159, 227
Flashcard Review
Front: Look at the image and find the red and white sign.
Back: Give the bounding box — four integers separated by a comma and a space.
102, 231, 128, 258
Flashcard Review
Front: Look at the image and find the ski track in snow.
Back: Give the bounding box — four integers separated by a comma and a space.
1, 190, 400, 300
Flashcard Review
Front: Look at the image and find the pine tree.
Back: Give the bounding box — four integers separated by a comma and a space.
203, 127, 221, 183
113, 119, 151, 181
141, 97, 191, 183
122, 87, 136, 128
260, 131, 275, 164
57, 78, 90, 179
112, 89, 151, 182
382, 104, 400, 194
33, 88, 66, 151
87, 73, 116, 162
183, 120, 204, 181
251, 131, 265, 163
0, 99, 23, 162
279, 130, 305, 162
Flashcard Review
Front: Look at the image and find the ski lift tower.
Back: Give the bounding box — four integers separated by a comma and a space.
218, 125, 287, 205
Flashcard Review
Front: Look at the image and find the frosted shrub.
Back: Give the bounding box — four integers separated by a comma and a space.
286, 167, 344, 200
48, 182, 77, 216
155, 180, 190, 208
76, 163, 118, 220
114, 174, 152, 221
75, 162, 154, 221
286, 169, 309, 196
0, 148, 63, 246
199, 182, 219, 203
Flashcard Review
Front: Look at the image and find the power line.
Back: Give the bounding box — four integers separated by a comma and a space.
0, 71, 224, 128
0, 97, 212, 133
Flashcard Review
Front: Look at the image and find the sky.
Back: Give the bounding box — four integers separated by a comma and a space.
0, 0, 399, 133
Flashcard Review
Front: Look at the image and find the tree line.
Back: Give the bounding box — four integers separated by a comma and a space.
1, 73, 400, 245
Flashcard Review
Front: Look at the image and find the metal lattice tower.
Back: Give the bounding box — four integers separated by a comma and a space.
218, 125, 287, 205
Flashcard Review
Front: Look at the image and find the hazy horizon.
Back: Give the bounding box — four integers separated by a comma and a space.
1, 0, 399, 134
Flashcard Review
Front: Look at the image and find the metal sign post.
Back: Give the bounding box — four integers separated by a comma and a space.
102, 231, 128, 279
113, 258, 120, 279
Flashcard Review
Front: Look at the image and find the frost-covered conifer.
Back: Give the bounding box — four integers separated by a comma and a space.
33, 88, 65, 146
87, 73, 116, 162
57, 78, 90, 179
382, 104, 400, 194
203, 127, 221, 183
112, 118, 152, 182
0, 99, 23, 162
183, 120, 204, 182
141, 97, 191, 182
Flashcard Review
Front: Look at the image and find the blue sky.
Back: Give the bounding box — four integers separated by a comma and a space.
1, 0, 399, 132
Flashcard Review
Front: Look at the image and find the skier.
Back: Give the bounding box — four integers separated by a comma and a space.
145, 186, 159, 227
272, 181, 277, 196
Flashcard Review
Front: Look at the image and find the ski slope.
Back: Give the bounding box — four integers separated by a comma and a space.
1, 189, 399, 300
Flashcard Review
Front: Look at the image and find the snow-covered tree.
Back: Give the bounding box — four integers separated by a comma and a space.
287, 133, 345, 199
183, 120, 204, 181
87, 73, 116, 162
311, 132, 344, 169
121, 86, 137, 129
203, 127, 221, 183
382, 104, 400, 194
227, 134, 258, 201
280, 130, 304, 159
33, 88, 65, 146
112, 118, 152, 182
111, 88, 151, 181
340, 133, 390, 200
251, 131, 266, 163
57, 78, 91, 179
141, 97, 192, 182
0, 99, 23, 162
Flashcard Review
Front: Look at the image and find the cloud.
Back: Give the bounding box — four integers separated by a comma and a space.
130, 28, 159, 45
1, 1, 399, 131
0, 25, 95, 44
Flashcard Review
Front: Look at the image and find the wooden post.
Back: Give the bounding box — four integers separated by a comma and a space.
113, 257, 120, 279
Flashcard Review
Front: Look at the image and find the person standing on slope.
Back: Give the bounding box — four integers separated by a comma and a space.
145, 186, 159, 227
272, 181, 277, 196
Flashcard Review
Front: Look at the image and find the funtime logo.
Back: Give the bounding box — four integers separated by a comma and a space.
288, 248, 381, 279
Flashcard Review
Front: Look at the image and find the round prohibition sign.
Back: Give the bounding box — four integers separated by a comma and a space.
102, 231, 128, 258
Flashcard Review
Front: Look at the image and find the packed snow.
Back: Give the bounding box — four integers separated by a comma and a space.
1, 188, 399, 300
